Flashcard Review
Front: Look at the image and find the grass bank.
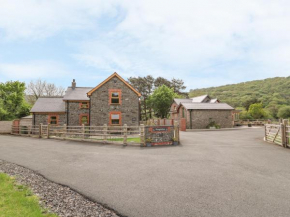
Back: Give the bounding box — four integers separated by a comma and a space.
0, 173, 57, 217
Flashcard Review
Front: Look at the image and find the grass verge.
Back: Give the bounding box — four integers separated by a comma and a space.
0, 173, 57, 217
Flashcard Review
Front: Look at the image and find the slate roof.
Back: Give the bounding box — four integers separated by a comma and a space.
30, 98, 65, 112
63, 87, 93, 101
181, 103, 234, 110
173, 98, 192, 104
210, 98, 218, 103
190, 95, 209, 103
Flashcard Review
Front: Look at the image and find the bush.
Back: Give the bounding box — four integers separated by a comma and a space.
277, 106, 290, 119
206, 120, 220, 129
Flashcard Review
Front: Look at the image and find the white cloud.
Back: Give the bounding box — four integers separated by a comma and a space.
0, 61, 69, 79
1, 0, 290, 88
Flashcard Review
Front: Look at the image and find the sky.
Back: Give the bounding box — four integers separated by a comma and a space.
0, 0, 290, 90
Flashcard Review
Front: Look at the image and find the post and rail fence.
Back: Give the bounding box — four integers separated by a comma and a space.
11, 122, 180, 147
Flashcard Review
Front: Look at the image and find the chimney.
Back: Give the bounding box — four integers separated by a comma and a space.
72, 79, 76, 89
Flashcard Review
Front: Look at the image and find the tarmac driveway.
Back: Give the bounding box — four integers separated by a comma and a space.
1, 128, 290, 217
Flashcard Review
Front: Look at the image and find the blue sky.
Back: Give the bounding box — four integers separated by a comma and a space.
0, 0, 290, 90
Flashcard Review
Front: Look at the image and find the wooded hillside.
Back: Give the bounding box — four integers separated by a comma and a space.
189, 76, 290, 109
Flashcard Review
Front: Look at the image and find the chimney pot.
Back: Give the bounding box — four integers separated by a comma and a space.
72, 79, 76, 89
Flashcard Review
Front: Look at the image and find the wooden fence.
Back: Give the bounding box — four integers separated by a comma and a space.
11, 124, 143, 146
11, 123, 179, 147
264, 119, 289, 148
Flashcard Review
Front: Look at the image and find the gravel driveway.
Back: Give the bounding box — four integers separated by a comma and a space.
1, 128, 290, 217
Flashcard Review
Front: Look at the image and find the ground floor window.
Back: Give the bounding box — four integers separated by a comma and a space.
79, 114, 89, 125
48, 115, 58, 125
109, 112, 121, 125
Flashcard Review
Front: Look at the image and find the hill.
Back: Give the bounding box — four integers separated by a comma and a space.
189, 76, 290, 110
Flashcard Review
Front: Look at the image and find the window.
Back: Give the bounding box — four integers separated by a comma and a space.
79, 114, 89, 125
48, 115, 58, 125
79, 102, 89, 109
110, 112, 121, 125
109, 89, 122, 105
111, 92, 119, 104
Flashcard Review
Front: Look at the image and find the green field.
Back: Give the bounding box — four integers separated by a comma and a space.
107, 137, 141, 143
0, 173, 57, 217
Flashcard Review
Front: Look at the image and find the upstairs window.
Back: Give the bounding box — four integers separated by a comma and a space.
110, 112, 121, 125
79, 102, 89, 109
109, 89, 122, 105
111, 92, 119, 104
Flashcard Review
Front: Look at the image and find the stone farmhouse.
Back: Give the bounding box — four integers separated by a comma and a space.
30, 72, 141, 126
170, 95, 234, 129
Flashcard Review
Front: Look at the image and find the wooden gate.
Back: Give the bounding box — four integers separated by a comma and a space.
265, 124, 283, 146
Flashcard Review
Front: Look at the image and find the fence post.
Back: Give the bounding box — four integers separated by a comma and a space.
47, 124, 50, 139
123, 124, 127, 146
103, 124, 107, 142
39, 123, 43, 138
140, 124, 145, 146
283, 119, 288, 148
82, 124, 85, 139
174, 121, 179, 143
63, 124, 67, 138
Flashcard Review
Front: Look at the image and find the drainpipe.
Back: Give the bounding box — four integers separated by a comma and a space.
190, 110, 192, 129
33, 113, 36, 125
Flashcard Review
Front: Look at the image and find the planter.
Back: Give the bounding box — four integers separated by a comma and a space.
146, 143, 152, 147
172, 141, 179, 146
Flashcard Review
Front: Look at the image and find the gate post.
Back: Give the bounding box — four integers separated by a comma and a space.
283, 119, 288, 148
174, 121, 179, 143
123, 124, 127, 146
140, 124, 145, 146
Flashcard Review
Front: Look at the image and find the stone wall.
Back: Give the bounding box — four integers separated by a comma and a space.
144, 126, 176, 146
0, 121, 13, 134
67, 102, 89, 126
90, 77, 139, 126
33, 114, 66, 126
189, 110, 233, 129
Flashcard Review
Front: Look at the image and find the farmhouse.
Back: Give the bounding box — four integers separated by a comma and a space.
170, 95, 234, 129
30, 72, 141, 126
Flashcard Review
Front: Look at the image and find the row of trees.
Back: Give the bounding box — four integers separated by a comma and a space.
128, 76, 186, 120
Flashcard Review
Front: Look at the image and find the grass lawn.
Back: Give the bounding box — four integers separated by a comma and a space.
0, 173, 57, 217
107, 137, 141, 143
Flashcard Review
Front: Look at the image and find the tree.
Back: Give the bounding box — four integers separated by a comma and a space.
26, 79, 65, 105
248, 103, 266, 119
0, 81, 31, 120
171, 78, 186, 94
148, 85, 177, 118
243, 98, 260, 111
128, 76, 154, 120
277, 106, 290, 119
154, 77, 171, 89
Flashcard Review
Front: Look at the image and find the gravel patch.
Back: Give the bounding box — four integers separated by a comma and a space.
0, 160, 119, 217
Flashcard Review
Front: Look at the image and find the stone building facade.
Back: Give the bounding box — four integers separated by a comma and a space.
30, 72, 141, 126
89, 76, 140, 126
170, 95, 234, 129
